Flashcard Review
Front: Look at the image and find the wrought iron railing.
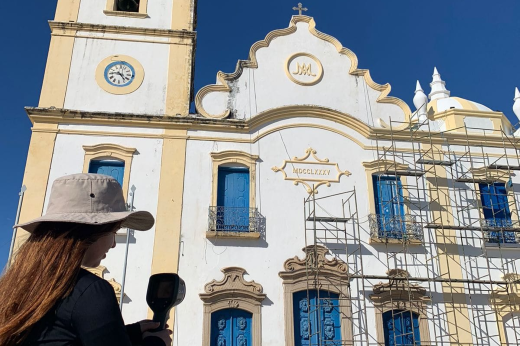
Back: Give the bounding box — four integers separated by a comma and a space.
369, 214, 423, 242
208, 206, 262, 233
481, 219, 519, 244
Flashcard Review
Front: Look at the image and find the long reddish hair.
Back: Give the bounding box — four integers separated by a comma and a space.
0, 222, 119, 346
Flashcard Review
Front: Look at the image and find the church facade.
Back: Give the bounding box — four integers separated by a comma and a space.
13, 1, 520, 345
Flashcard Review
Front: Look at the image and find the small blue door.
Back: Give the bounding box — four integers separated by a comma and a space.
373, 175, 405, 238
88, 160, 125, 186
210, 309, 252, 346
480, 183, 514, 243
293, 290, 341, 346
383, 310, 420, 346
217, 167, 250, 231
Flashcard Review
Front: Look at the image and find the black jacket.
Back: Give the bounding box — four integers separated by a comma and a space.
22, 269, 164, 346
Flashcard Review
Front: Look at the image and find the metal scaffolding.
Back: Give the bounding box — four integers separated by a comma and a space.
301, 117, 520, 346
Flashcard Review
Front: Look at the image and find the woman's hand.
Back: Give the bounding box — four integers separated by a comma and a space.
138, 320, 172, 346
138, 319, 161, 333
143, 329, 172, 346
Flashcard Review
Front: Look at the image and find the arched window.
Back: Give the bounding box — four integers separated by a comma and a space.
200, 267, 266, 346
211, 308, 252, 346
89, 159, 125, 186
293, 290, 341, 346
383, 310, 420, 346
279, 245, 352, 346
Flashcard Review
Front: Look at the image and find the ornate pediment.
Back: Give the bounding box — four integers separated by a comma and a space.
370, 269, 429, 303
200, 267, 266, 304
279, 245, 348, 281
195, 15, 409, 126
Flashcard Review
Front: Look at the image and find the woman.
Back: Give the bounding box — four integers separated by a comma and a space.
0, 173, 171, 346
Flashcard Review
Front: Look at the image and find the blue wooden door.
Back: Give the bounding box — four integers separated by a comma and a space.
373, 175, 405, 238
88, 160, 125, 186
383, 310, 420, 346
480, 183, 514, 243
293, 290, 341, 346
211, 309, 252, 346
217, 167, 250, 231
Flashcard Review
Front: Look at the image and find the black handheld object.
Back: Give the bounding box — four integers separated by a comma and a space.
146, 273, 186, 330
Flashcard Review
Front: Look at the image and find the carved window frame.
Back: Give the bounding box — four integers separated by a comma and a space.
200, 267, 266, 346
104, 0, 149, 18
85, 265, 124, 303
369, 269, 431, 345
83, 143, 136, 201
491, 273, 520, 344
278, 245, 353, 346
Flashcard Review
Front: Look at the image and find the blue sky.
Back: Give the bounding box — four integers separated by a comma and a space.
1, 0, 519, 269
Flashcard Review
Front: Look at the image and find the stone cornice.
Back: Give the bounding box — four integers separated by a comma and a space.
25, 106, 520, 149
49, 21, 196, 40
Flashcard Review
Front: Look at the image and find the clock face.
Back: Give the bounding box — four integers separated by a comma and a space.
104, 61, 135, 87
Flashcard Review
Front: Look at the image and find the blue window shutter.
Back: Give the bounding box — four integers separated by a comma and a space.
88, 160, 125, 186
373, 176, 405, 238
210, 309, 252, 346
480, 183, 514, 243
217, 167, 250, 231
293, 290, 341, 346
383, 310, 421, 346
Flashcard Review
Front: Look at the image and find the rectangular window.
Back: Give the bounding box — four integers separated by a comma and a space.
89, 160, 125, 187
383, 310, 421, 346
373, 175, 405, 239
293, 290, 341, 346
216, 167, 250, 232
115, 0, 140, 12
210, 309, 252, 346
479, 182, 515, 243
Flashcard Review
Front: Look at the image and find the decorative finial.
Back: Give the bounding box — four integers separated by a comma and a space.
292, 3, 308, 15
514, 87, 520, 119
413, 80, 428, 122
429, 67, 450, 101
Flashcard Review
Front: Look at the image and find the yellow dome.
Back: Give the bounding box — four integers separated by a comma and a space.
428, 97, 492, 114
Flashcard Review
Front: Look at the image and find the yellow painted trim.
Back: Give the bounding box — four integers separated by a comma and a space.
195, 15, 412, 119
12, 123, 58, 258
54, 0, 81, 22
210, 150, 259, 208
49, 21, 196, 41
421, 143, 473, 344
26, 106, 519, 149
491, 276, 520, 345
82, 143, 136, 200
38, 27, 76, 108
105, 0, 148, 17
284, 52, 323, 86
95, 55, 145, 95
149, 130, 187, 325
165, 44, 194, 116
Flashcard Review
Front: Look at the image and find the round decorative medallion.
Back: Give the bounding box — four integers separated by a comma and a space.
285, 52, 323, 86
95, 55, 144, 95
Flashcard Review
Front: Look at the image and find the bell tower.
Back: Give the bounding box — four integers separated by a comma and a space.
15, 0, 197, 254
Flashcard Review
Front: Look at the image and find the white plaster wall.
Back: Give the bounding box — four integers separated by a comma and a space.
199, 21, 406, 126
44, 130, 163, 323
64, 37, 169, 115
77, 0, 174, 29
176, 125, 443, 346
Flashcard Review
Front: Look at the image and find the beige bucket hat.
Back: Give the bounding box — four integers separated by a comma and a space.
15, 173, 155, 233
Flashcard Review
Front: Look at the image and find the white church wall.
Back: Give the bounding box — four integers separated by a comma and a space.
64, 37, 169, 115
77, 0, 174, 29
42, 130, 164, 323
176, 125, 439, 345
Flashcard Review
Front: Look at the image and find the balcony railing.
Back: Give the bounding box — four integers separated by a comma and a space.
208, 206, 262, 233
481, 219, 519, 244
369, 214, 423, 242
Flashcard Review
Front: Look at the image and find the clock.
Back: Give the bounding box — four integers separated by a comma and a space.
96, 55, 144, 95
104, 61, 135, 87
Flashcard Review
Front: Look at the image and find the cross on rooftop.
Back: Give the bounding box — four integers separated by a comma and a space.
292, 3, 308, 15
